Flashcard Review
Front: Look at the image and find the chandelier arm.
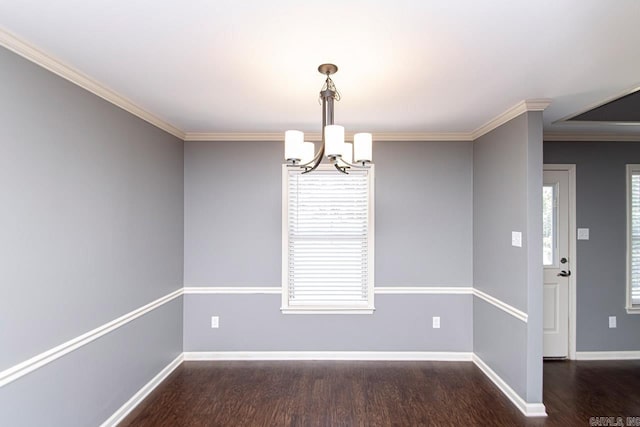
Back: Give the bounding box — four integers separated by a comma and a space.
336, 157, 371, 169
334, 162, 349, 174
302, 144, 324, 174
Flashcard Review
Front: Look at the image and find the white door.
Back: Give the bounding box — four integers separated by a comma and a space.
543, 169, 570, 358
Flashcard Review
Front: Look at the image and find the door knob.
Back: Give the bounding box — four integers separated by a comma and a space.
557, 270, 571, 277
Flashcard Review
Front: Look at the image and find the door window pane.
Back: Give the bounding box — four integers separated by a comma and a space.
543, 185, 556, 266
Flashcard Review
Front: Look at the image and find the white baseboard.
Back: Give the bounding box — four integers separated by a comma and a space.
100, 353, 184, 427
472, 355, 547, 418
183, 351, 473, 361
575, 351, 640, 360
98, 352, 548, 424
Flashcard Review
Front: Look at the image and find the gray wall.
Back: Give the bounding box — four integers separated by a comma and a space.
184, 294, 472, 352
0, 45, 184, 425
183, 140, 474, 351
473, 112, 544, 403
0, 298, 182, 427
544, 141, 640, 351
184, 140, 473, 286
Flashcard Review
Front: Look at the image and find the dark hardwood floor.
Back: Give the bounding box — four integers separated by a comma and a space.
120, 359, 640, 426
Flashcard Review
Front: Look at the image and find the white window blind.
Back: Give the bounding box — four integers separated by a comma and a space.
282, 165, 374, 313
627, 166, 640, 312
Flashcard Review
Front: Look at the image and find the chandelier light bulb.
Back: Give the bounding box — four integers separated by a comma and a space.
301, 141, 315, 165
354, 132, 373, 163
284, 130, 304, 161
325, 125, 344, 157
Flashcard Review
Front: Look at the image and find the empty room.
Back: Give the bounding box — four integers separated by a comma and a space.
1, 1, 639, 426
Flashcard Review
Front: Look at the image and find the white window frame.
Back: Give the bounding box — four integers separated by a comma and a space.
281, 164, 375, 314
626, 164, 640, 314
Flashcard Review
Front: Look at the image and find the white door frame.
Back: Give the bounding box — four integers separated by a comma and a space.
543, 164, 577, 359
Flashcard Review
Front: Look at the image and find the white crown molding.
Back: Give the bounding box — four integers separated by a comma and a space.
472, 354, 547, 417
100, 353, 184, 427
0, 287, 182, 388
183, 351, 473, 361
473, 289, 528, 323
575, 351, 640, 360
553, 84, 640, 124
0, 27, 185, 140
544, 132, 640, 142
472, 99, 552, 140
184, 132, 473, 142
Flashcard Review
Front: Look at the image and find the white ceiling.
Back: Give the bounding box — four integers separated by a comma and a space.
0, 0, 639, 137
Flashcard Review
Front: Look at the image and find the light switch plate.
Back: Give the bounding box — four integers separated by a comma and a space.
578, 228, 590, 240
511, 231, 522, 247
211, 316, 219, 328
432, 316, 440, 329
609, 316, 616, 328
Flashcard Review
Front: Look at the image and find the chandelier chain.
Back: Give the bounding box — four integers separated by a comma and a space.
318, 76, 341, 105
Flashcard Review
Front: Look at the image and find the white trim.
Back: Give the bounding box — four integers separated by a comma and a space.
183, 286, 475, 295
544, 164, 577, 359
185, 100, 552, 143
472, 99, 552, 140
281, 308, 375, 315
183, 286, 281, 294
553, 85, 640, 124
575, 351, 640, 360
626, 165, 640, 314
472, 355, 547, 417
473, 289, 528, 322
183, 351, 473, 361
100, 353, 183, 427
376, 286, 473, 294
184, 132, 474, 142
185, 130, 640, 143
545, 132, 640, 142
0, 27, 185, 140
0, 288, 182, 388
184, 130, 640, 143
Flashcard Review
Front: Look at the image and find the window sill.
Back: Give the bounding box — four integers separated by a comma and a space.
281, 308, 375, 315
626, 306, 640, 314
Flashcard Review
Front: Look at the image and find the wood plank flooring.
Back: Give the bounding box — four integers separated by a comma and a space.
120, 360, 640, 426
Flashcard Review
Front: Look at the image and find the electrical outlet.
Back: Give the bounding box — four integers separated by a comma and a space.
211, 316, 219, 328
432, 316, 441, 329
609, 316, 616, 328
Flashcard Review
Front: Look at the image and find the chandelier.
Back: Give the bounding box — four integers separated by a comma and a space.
284, 64, 373, 173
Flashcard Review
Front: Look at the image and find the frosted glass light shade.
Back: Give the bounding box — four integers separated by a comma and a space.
301, 141, 315, 165
324, 125, 345, 157
285, 130, 304, 161
354, 132, 372, 163
343, 142, 353, 164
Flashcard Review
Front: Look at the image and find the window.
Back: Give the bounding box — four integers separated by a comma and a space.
282, 164, 374, 313
626, 165, 640, 313
542, 184, 557, 266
